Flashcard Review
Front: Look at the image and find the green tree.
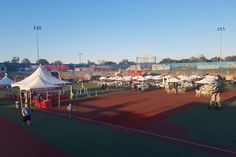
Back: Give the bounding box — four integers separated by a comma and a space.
103, 61, 117, 65
119, 59, 129, 64
11, 57, 20, 63
159, 58, 177, 64
22, 58, 31, 64
87, 60, 96, 65
189, 56, 198, 62
225, 55, 236, 61
198, 55, 208, 62
119, 59, 135, 65
178, 58, 191, 63
53, 60, 63, 65
210, 57, 220, 62
36, 59, 49, 65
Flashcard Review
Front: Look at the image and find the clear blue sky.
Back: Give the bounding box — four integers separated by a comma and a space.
0, 0, 236, 64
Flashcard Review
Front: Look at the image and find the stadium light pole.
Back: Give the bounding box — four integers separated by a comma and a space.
33, 25, 42, 63
79, 52, 83, 64
217, 26, 225, 62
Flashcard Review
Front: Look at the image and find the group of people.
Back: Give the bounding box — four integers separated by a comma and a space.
209, 92, 222, 110
19, 102, 74, 127
18, 88, 223, 127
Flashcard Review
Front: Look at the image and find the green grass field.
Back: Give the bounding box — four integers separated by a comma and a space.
0, 98, 224, 157
1, 81, 236, 156
168, 100, 236, 150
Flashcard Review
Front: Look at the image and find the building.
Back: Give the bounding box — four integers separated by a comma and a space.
136, 55, 156, 64
0, 64, 7, 76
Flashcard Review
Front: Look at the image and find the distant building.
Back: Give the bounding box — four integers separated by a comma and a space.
0, 64, 7, 76
152, 64, 170, 71
136, 55, 156, 64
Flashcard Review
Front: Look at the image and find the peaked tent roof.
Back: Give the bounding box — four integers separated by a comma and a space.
0, 75, 15, 86
20, 76, 59, 91
168, 77, 181, 83
12, 65, 71, 88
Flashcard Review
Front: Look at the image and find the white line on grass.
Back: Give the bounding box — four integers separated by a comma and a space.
41, 109, 236, 156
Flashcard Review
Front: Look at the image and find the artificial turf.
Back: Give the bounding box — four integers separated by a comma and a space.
0, 98, 224, 157
168, 100, 236, 150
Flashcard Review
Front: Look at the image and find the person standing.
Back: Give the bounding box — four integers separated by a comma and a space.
215, 92, 222, 110
67, 103, 74, 119
131, 80, 135, 92
209, 92, 217, 110
22, 104, 32, 127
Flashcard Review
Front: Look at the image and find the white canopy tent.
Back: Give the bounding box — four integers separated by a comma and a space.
12, 65, 70, 88
168, 77, 181, 83
195, 76, 218, 84
195, 79, 215, 84
11, 65, 71, 107
0, 74, 15, 87
0, 74, 15, 99
99, 76, 107, 80
19, 76, 59, 91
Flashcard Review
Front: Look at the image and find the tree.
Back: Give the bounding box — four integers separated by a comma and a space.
159, 58, 177, 64
87, 60, 96, 65
36, 59, 49, 65
119, 59, 129, 64
11, 57, 20, 63
22, 58, 31, 64
119, 59, 135, 65
225, 55, 236, 61
178, 58, 191, 63
198, 55, 208, 62
210, 57, 220, 62
189, 56, 198, 62
103, 61, 117, 65
53, 60, 63, 65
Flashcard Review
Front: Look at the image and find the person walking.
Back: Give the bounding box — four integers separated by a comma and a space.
131, 80, 135, 92
21, 104, 32, 127
209, 92, 217, 110
67, 103, 74, 119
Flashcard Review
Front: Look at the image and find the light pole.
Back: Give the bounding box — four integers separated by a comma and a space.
33, 25, 42, 62
79, 52, 83, 64
217, 26, 225, 62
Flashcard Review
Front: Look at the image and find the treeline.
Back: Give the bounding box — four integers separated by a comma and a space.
4, 55, 236, 65
159, 55, 236, 64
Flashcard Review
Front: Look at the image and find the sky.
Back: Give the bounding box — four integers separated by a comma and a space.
0, 0, 236, 64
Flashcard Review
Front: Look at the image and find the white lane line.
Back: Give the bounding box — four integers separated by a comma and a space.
41, 109, 236, 155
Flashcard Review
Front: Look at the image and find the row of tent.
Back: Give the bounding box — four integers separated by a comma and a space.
99, 75, 219, 84
0, 65, 71, 91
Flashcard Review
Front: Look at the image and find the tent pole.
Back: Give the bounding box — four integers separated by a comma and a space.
19, 89, 22, 107
29, 90, 32, 107
70, 85, 73, 99
46, 90, 48, 100
25, 91, 28, 104
10, 87, 13, 99
58, 90, 61, 108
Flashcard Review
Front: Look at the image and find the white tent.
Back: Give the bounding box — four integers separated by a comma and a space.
168, 77, 181, 83
99, 76, 107, 80
12, 65, 70, 88
20, 76, 59, 91
195, 79, 215, 84
0, 75, 15, 87
11, 65, 71, 107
